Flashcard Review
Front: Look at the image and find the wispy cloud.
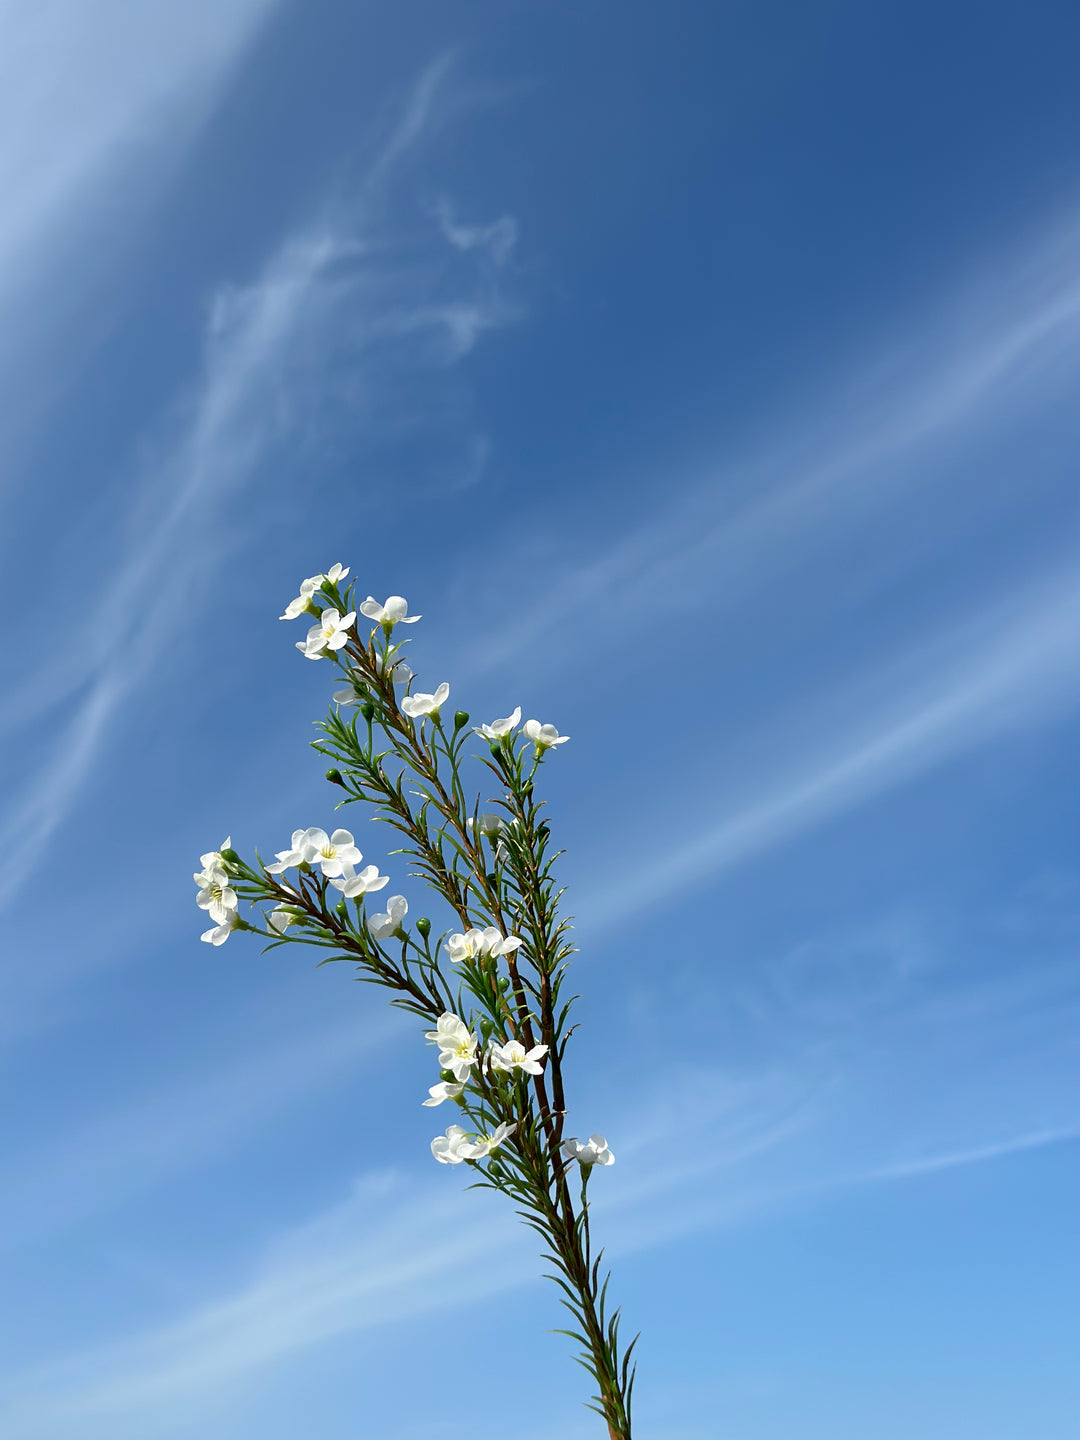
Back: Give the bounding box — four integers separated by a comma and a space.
0, 54, 517, 912
0, 1007, 400, 1250
4, 1058, 1069, 1436
858, 1126, 1080, 1183
584, 563, 1080, 927
467, 209, 1080, 676
0, 0, 283, 453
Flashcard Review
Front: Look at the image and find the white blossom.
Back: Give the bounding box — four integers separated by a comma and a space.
268, 905, 301, 934
332, 681, 367, 706
194, 866, 237, 925
265, 830, 310, 874
474, 706, 521, 741
422, 1080, 465, 1107
296, 608, 356, 660
445, 926, 523, 964
470, 1121, 517, 1157
523, 719, 569, 752
201, 911, 241, 947
466, 813, 504, 838
562, 1134, 614, 1168
488, 1038, 549, 1076
429, 1120, 516, 1163
424, 1012, 479, 1080
329, 863, 390, 899
430, 1124, 481, 1164
281, 566, 350, 620
280, 574, 322, 621
297, 827, 362, 877
375, 652, 414, 685
368, 895, 408, 940
400, 682, 450, 720
359, 595, 421, 630
199, 837, 232, 870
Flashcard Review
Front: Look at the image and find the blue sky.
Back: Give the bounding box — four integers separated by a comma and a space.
2, 2, 1079, 1436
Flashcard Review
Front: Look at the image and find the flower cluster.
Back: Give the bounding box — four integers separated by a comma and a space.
421, 1011, 549, 1137
194, 838, 240, 946
431, 1121, 516, 1164
473, 705, 569, 755
265, 827, 389, 899
445, 926, 523, 964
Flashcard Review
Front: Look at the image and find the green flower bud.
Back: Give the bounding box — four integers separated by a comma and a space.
497, 976, 510, 993
416, 916, 431, 938
360, 701, 376, 723
220, 848, 240, 864
325, 768, 345, 787
453, 710, 470, 730
335, 900, 348, 918
489, 740, 501, 757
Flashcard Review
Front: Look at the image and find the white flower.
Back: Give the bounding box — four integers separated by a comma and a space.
281, 566, 350, 620
429, 1120, 516, 1163
333, 657, 411, 707
332, 681, 367, 706
296, 827, 362, 877
562, 1134, 614, 1168
280, 574, 322, 621
268, 905, 301, 934
466, 813, 504, 838
359, 595, 421, 630
265, 830, 311, 874
401, 682, 450, 720
368, 895, 408, 940
431, 1124, 481, 1164
199, 836, 232, 870
329, 863, 390, 899
296, 608, 356, 660
445, 927, 523, 964
474, 706, 521, 741
422, 1080, 465, 1107
523, 719, 569, 752
194, 865, 238, 925
488, 1038, 549, 1076
201, 911, 241, 947
424, 1012, 479, 1081
473, 1120, 517, 1156
375, 651, 414, 685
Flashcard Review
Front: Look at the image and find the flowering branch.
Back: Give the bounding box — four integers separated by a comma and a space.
193, 566, 636, 1438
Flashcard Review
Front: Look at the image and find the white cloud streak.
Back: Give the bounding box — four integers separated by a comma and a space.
468, 210, 1080, 675
0, 53, 513, 912
0, 1009, 400, 1250
0, 0, 280, 310
584, 563, 1080, 927
3, 1071, 1070, 1436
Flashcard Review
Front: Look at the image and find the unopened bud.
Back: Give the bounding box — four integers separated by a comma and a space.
325, 768, 345, 787
220, 848, 240, 864
453, 710, 470, 730
360, 701, 375, 723
489, 741, 501, 757
335, 899, 348, 918
497, 976, 510, 993
416, 916, 431, 938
